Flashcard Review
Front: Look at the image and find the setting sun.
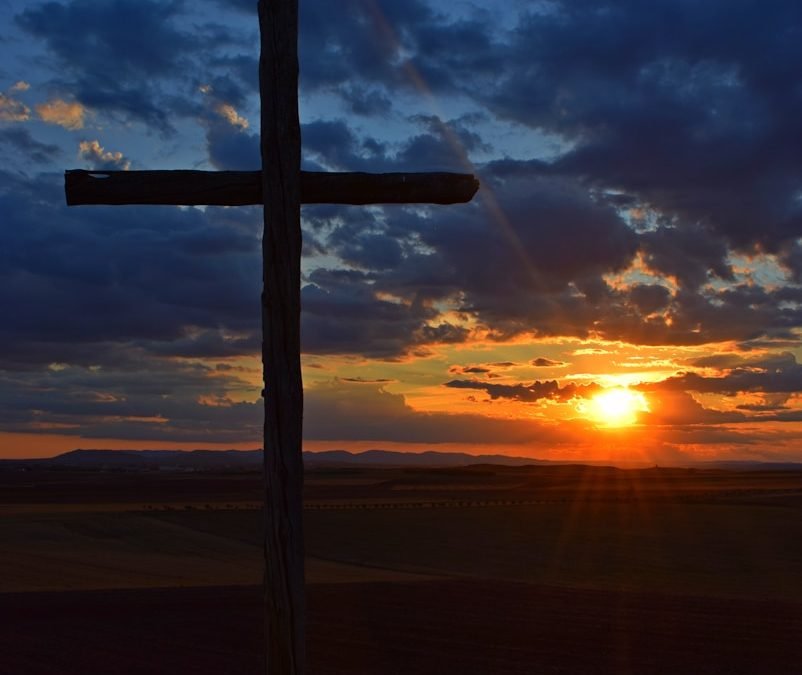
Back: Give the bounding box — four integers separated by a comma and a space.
586, 388, 649, 427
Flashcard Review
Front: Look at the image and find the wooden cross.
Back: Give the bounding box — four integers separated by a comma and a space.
64, 1, 478, 673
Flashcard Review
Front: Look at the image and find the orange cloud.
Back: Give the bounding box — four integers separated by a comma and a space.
532, 357, 567, 367
78, 140, 130, 170
0, 92, 30, 122
215, 103, 249, 130
36, 99, 86, 130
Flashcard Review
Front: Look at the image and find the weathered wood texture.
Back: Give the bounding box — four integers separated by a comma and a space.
259, 1, 304, 674
65, 169, 479, 206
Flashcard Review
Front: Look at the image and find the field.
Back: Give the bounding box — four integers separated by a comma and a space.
2, 464, 802, 673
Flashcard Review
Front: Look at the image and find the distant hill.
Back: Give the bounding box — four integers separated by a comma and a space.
50, 449, 261, 470
2, 449, 800, 472
304, 449, 550, 468
0, 448, 549, 471
694, 460, 802, 471
0, 449, 259, 471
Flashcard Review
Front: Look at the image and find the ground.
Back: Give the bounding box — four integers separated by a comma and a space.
2, 464, 802, 673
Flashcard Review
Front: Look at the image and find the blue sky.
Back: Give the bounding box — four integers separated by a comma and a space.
2, 0, 802, 462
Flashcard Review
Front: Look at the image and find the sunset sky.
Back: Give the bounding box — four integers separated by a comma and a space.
2, 0, 802, 462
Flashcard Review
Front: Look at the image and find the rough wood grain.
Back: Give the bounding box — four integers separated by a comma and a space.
65, 169, 479, 206
259, 1, 305, 674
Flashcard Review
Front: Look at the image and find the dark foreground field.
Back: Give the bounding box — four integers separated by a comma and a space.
4, 581, 802, 675
2, 464, 802, 673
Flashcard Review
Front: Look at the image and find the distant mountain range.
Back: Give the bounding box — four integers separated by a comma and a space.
306, 449, 552, 468
0, 448, 551, 471
1, 448, 800, 472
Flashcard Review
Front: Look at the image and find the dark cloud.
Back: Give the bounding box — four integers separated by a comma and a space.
144, 329, 260, 359
0, 128, 60, 163
640, 226, 733, 291
205, 121, 260, 170
445, 379, 600, 403
301, 172, 635, 354
302, 119, 375, 171
295, 0, 509, 116
41, 0, 793, 355
0, 358, 262, 443
338, 85, 392, 117
591, 282, 802, 347
477, 1, 802, 254
300, 268, 469, 358
199, 70, 255, 111
448, 363, 526, 379
298, 152, 796, 350
367, 172, 639, 341
780, 242, 802, 284
686, 353, 746, 370
0, 170, 261, 370
298, 0, 432, 92
532, 358, 566, 368
626, 284, 671, 316
17, 1, 190, 79
298, 115, 480, 173
17, 0, 195, 131
206, 113, 478, 175
392, 114, 488, 172
640, 353, 802, 396
641, 390, 746, 426
209, 0, 254, 13
736, 403, 790, 412
449, 366, 491, 375
17, 0, 253, 134
334, 231, 404, 271
292, 116, 650, 357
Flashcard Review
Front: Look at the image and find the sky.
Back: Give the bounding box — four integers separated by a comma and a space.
2, 0, 802, 463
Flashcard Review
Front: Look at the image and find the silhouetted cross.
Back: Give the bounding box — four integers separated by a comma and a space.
64, 2, 478, 673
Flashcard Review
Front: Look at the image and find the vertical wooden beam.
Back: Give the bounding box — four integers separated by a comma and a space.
258, 1, 304, 674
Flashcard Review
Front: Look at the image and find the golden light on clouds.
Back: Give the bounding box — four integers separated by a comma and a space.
36, 99, 86, 129
0, 92, 31, 121
216, 103, 249, 130
78, 140, 130, 170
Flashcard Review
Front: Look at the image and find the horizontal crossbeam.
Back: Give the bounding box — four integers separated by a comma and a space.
65, 169, 479, 206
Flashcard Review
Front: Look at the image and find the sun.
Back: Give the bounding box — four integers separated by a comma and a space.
586, 387, 649, 427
